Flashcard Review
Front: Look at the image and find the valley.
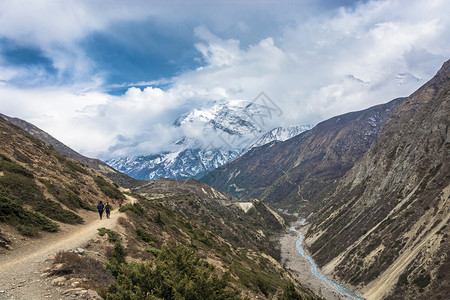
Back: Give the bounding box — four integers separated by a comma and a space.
0, 60, 448, 299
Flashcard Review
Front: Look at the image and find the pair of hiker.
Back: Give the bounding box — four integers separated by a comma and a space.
97, 201, 111, 220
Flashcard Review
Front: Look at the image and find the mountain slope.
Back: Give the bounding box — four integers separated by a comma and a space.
0, 115, 126, 239
305, 59, 450, 299
0, 113, 140, 188
201, 97, 403, 214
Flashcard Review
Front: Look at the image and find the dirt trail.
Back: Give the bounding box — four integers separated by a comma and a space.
0, 205, 124, 299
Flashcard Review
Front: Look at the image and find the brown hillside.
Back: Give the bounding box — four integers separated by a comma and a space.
0, 113, 141, 188
0, 116, 125, 242
306, 59, 450, 299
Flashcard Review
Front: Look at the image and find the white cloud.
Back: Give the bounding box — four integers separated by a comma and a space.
0, 0, 449, 159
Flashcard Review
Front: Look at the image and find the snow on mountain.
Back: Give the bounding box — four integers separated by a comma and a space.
106, 99, 312, 180
173, 99, 269, 136
106, 146, 242, 180
247, 125, 314, 150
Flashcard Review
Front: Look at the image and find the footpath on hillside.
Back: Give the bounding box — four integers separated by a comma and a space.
0, 199, 131, 299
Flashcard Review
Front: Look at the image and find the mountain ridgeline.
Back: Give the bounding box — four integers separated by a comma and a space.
202, 59, 450, 299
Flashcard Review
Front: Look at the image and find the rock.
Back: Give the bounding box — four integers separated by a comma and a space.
52, 263, 65, 271
76, 248, 85, 254
51, 276, 66, 286
71, 281, 80, 287
87, 289, 102, 299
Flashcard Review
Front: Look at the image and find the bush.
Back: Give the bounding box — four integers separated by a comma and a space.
136, 227, 156, 244
119, 203, 144, 216
105, 243, 242, 299
94, 176, 124, 200
106, 242, 127, 277
0, 195, 59, 236
98, 228, 119, 242
413, 274, 431, 288
43, 180, 94, 212
279, 283, 304, 300
0, 154, 34, 178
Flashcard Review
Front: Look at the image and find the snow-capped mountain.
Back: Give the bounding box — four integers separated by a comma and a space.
106, 99, 312, 180
173, 99, 269, 136
247, 125, 314, 150
106, 146, 242, 180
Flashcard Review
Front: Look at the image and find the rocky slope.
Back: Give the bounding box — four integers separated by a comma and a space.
305, 59, 450, 299
201, 97, 403, 214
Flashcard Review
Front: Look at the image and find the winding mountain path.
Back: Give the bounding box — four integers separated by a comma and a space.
0, 195, 135, 299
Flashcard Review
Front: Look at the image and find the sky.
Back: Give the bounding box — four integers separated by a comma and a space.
0, 0, 449, 160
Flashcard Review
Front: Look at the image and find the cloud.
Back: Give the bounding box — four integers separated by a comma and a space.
0, 0, 449, 160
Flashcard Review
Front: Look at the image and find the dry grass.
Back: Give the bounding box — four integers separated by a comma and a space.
53, 251, 115, 289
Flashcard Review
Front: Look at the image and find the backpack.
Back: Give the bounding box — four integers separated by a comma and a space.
97, 203, 104, 211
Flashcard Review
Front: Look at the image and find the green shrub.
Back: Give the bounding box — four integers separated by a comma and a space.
413, 274, 431, 288
43, 180, 94, 211
136, 227, 156, 244
145, 248, 162, 256
0, 154, 33, 178
0, 195, 59, 236
94, 176, 124, 200
98, 228, 119, 242
106, 242, 127, 277
119, 203, 144, 216
105, 243, 242, 299
279, 283, 304, 300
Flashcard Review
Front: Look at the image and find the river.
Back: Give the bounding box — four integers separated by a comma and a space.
290, 221, 365, 300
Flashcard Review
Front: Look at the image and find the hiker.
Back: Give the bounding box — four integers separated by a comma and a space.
105, 202, 111, 219
118, 199, 122, 208
97, 201, 105, 220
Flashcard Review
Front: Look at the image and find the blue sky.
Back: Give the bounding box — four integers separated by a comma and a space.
0, 0, 449, 159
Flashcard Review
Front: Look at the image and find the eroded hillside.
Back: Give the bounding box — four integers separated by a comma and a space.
305, 60, 450, 299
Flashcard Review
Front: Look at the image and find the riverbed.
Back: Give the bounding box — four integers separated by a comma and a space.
279, 222, 365, 300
